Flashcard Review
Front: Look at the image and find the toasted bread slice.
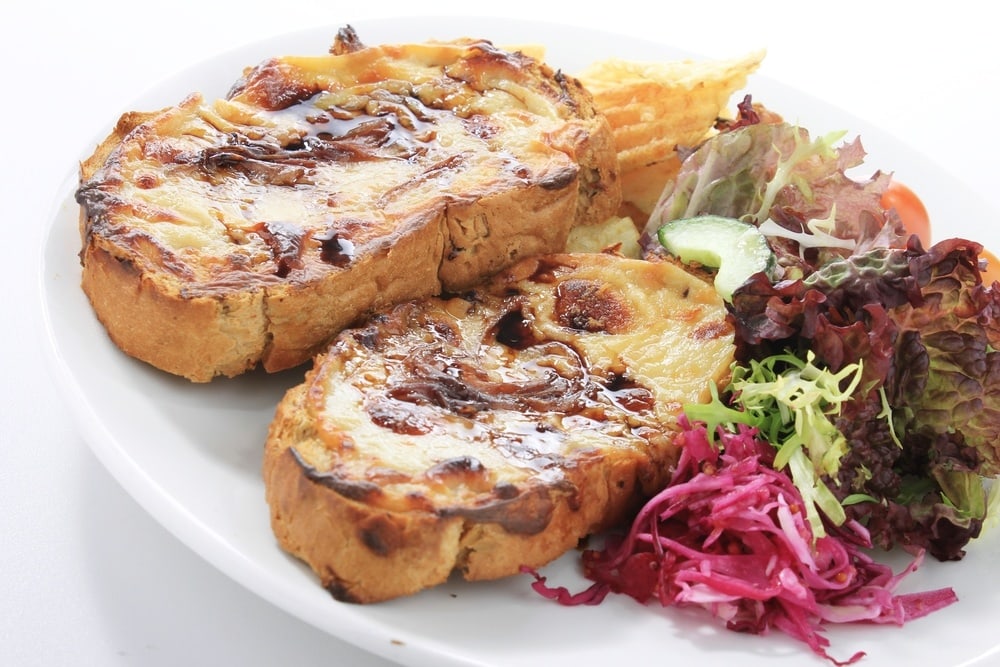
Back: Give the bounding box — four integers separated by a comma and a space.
75, 27, 620, 382
263, 252, 735, 603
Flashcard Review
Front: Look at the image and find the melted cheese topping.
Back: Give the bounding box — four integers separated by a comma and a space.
79, 39, 589, 288
308, 253, 735, 508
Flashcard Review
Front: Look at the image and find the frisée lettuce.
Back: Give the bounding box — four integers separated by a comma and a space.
686, 351, 867, 538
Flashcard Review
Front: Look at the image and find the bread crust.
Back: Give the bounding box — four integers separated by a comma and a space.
76, 30, 620, 382
263, 252, 735, 603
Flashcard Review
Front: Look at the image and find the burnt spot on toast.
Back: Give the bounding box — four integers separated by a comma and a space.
554, 278, 631, 333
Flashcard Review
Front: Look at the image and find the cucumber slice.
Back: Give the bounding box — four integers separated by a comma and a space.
657, 215, 775, 301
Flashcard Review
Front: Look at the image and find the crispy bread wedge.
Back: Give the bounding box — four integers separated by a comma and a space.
263, 252, 735, 603
75, 27, 620, 382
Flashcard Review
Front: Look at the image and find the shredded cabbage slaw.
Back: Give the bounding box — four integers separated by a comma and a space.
523, 419, 958, 665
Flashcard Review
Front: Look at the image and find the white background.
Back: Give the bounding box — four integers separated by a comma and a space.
3, 1, 998, 666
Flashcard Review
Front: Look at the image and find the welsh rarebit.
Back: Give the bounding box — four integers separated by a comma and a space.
263, 252, 735, 603
75, 26, 620, 382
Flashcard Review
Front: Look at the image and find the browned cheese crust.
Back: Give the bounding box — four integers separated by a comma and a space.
263, 252, 736, 603
76, 27, 621, 382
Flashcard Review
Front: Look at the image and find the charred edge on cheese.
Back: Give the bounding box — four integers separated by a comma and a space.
290, 447, 383, 502
73, 187, 195, 282
290, 447, 568, 539
225, 24, 363, 107
439, 483, 570, 535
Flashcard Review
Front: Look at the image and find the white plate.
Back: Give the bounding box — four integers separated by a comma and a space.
40, 16, 1000, 667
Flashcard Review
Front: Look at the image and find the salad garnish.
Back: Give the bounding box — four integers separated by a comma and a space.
526, 95, 1000, 663
647, 94, 1000, 561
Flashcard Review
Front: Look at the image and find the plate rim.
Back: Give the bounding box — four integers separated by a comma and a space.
38, 14, 1000, 667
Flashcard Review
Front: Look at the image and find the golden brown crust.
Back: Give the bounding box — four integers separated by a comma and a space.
78, 241, 268, 378
264, 397, 465, 602
264, 384, 659, 602
76, 31, 621, 382
263, 252, 735, 603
